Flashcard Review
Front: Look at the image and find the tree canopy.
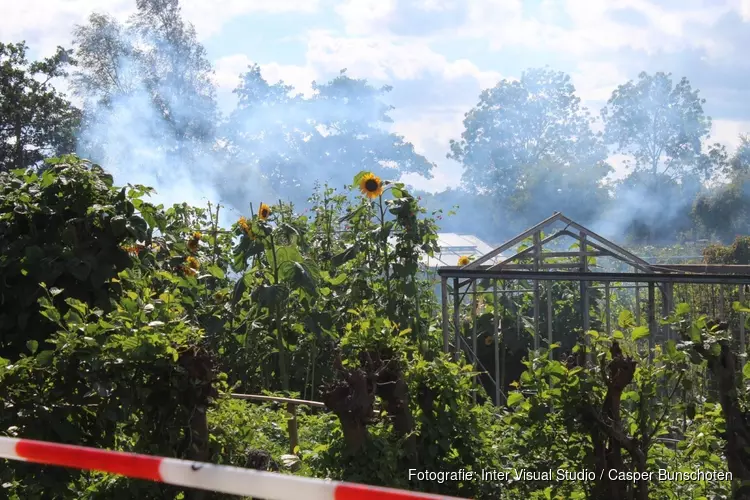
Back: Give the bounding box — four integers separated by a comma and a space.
601, 71, 717, 181
0, 42, 81, 172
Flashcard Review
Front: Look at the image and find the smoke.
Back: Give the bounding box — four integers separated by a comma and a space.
69, 3, 732, 247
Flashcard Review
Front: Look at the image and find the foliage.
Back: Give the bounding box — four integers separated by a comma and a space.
0, 42, 81, 172
448, 67, 611, 228
601, 71, 717, 181
0, 156, 149, 358
220, 67, 434, 207
703, 236, 750, 264
72, 0, 219, 174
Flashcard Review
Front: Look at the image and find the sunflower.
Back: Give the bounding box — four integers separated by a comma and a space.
457, 255, 471, 266
359, 173, 383, 199
187, 231, 201, 252
258, 202, 271, 220
186, 256, 200, 271
122, 244, 145, 256
238, 216, 256, 240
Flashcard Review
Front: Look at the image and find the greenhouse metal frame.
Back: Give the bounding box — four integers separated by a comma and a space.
436, 212, 750, 405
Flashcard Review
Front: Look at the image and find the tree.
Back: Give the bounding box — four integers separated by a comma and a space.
221, 68, 434, 205
448, 67, 610, 223
71, 0, 218, 176
601, 71, 718, 181
0, 42, 81, 172
693, 136, 750, 241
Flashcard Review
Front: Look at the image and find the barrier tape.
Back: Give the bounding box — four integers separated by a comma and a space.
0, 437, 466, 500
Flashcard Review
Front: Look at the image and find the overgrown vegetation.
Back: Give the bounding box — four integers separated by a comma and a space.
2, 156, 750, 500
5, 2, 750, 498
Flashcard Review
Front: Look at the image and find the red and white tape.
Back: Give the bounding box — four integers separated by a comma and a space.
0, 436, 466, 500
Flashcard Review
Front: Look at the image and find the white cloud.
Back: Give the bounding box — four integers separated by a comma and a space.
738, 0, 750, 20
305, 30, 500, 85
391, 106, 466, 191
0, 0, 320, 57
711, 119, 750, 151
455, 0, 732, 57
180, 0, 321, 39
335, 0, 396, 35
570, 61, 626, 104
0, 0, 133, 55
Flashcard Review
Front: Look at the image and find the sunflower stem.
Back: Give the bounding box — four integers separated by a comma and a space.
378, 196, 392, 317
269, 231, 290, 393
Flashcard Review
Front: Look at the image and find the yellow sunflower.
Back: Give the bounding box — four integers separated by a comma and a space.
122, 244, 144, 256
238, 216, 256, 240
258, 202, 271, 220
359, 173, 384, 199
457, 255, 471, 266
186, 256, 200, 271
187, 231, 201, 252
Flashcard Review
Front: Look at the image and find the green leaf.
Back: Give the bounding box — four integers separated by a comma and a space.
269, 245, 303, 270
206, 264, 225, 279
617, 310, 635, 328
36, 350, 54, 367
332, 244, 360, 266
689, 324, 701, 343
507, 392, 524, 407
279, 261, 319, 297
254, 284, 288, 308
665, 340, 677, 358
631, 326, 650, 341
110, 215, 127, 237
675, 302, 691, 316
710, 343, 722, 357
26, 340, 38, 354
743, 362, 750, 381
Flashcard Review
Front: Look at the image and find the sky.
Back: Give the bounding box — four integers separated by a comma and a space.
3, 0, 750, 193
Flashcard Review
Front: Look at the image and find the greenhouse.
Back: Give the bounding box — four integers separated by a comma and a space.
437, 212, 750, 405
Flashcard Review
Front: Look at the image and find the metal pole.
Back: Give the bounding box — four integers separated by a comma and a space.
453, 278, 461, 362
471, 280, 478, 403
741, 285, 746, 371
605, 281, 611, 336
635, 282, 641, 326
533, 231, 541, 352
441, 277, 449, 354
493, 280, 501, 405
547, 283, 553, 359
648, 282, 656, 355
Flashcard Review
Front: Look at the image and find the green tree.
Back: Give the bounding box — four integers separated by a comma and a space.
693, 136, 750, 241
221, 68, 434, 206
448, 67, 610, 223
71, 0, 218, 173
601, 71, 720, 181
0, 42, 81, 172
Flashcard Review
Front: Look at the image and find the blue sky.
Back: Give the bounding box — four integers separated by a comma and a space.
4, 0, 750, 193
